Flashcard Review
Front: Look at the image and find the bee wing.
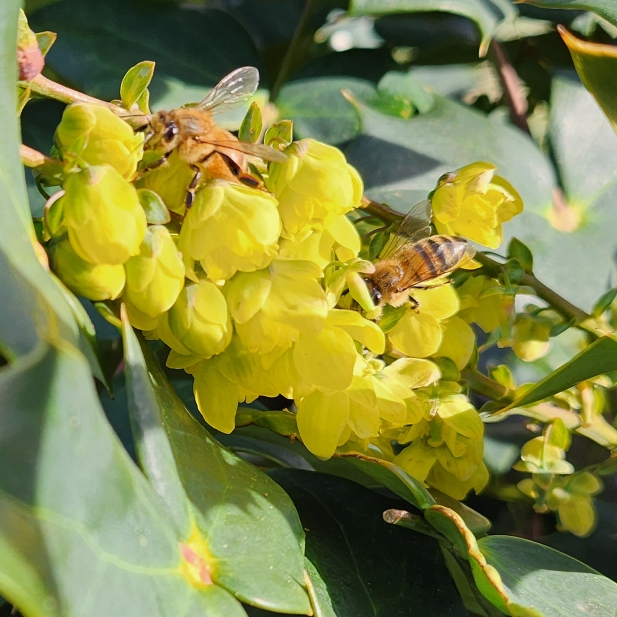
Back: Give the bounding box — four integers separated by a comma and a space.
207, 139, 288, 162
197, 67, 260, 113
379, 199, 432, 260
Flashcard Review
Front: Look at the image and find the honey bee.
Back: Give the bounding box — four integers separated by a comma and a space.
364, 200, 475, 308
140, 66, 287, 208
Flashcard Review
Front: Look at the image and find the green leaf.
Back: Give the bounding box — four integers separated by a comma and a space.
592, 287, 617, 317
270, 470, 467, 617
239, 102, 263, 144
522, 1, 617, 29
559, 27, 617, 133
120, 61, 155, 113
29, 0, 261, 116
137, 189, 170, 225
0, 0, 80, 361
121, 321, 311, 614
0, 340, 245, 617
343, 92, 556, 214
264, 120, 293, 148
278, 77, 376, 145
477, 536, 617, 616
349, 0, 516, 56
507, 238, 533, 274
497, 336, 617, 413
336, 453, 436, 510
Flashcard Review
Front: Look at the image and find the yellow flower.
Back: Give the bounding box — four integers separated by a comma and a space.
296, 355, 439, 459
225, 259, 328, 354
266, 139, 363, 237
123, 225, 185, 318
55, 102, 143, 179
293, 309, 385, 392
387, 285, 475, 369
456, 275, 502, 333
60, 165, 147, 265
278, 213, 361, 269
395, 382, 488, 499
189, 355, 244, 434
50, 235, 125, 300
431, 162, 523, 249
178, 180, 281, 281
168, 279, 232, 358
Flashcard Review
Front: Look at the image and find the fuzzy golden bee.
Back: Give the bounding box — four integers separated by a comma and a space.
364, 200, 475, 308
139, 67, 287, 208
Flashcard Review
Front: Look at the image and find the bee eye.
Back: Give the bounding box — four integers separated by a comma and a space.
372, 289, 382, 304
164, 122, 179, 142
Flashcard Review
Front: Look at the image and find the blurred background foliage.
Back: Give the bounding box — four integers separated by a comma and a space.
11, 0, 617, 613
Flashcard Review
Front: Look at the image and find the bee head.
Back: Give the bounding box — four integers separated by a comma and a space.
145, 112, 179, 152
363, 277, 382, 307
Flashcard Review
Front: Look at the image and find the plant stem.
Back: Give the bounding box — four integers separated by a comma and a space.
360, 197, 593, 327
489, 40, 530, 135
462, 367, 513, 402
20, 144, 52, 168
25, 74, 146, 127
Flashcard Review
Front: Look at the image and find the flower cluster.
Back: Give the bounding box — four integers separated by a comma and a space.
46, 96, 525, 501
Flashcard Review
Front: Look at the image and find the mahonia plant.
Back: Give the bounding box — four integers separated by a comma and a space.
32, 58, 614, 524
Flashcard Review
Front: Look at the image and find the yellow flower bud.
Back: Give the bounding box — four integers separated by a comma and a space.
179, 180, 281, 281
61, 165, 147, 265
457, 275, 502, 333
431, 163, 523, 249
225, 259, 328, 354
266, 139, 363, 237
512, 313, 551, 361
55, 103, 143, 179
168, 279, 232, 358
123, 225, 185, 318
50, 235, 125, 300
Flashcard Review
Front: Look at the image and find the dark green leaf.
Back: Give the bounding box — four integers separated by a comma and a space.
239, 102, 263, 144
349, 0, 516, 56
137, 188, 170, 225
121, 322, 311, 614
0, 341, 244, 617
497, 336, 617, 412
120, 60, 155, 113
29, 0, 261, 117
342, 92, 556, 215
507, 238, 533, 274
503, 259, 525, 285
522, 0, 617, 28
270, 470, 467, 617
278, 76, 376, 145
0, 0, 79, 360
477, 535, 617, 616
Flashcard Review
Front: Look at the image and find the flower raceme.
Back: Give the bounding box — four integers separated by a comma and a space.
46, 100, 526, 501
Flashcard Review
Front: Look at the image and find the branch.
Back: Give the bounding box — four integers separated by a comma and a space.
24, 74, 146, 127
360, 197, 594, 328
462, 367, 513, 402
489, 40, 530, 135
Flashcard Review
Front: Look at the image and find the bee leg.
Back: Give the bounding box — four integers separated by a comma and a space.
186, 165, 203, 209
218, 151, 262, 188
409, 296, 420, 312
134, 151, 171, 181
